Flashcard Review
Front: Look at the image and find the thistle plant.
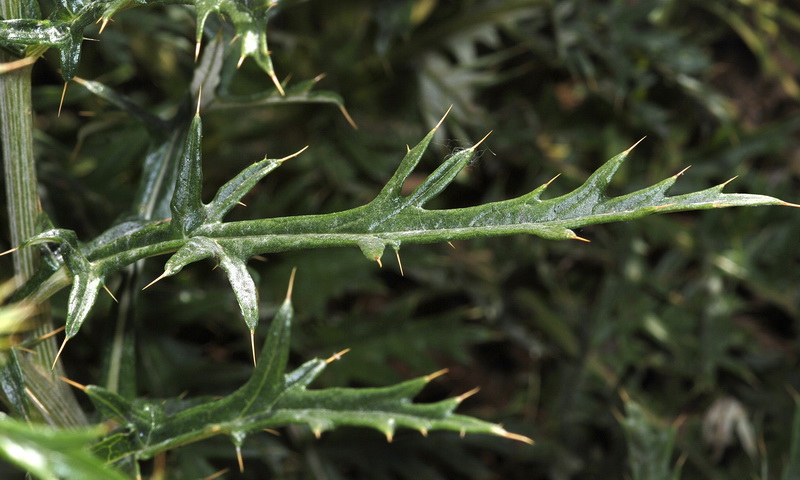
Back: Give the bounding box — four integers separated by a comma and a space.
0, 1, 796, 478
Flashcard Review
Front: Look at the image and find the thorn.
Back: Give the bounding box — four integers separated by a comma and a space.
58, 82, 68, 117
58, 376, 86, 391
196, 88, 202, 116
252, 255, 268, 262
277, 145, 309, 163
435, 105, 453, 130
720, 176, 738, 188
780, 201, 800, 208
339, 105, 358, 129
571, 234, 591, 243
0, 55, 36, 74
269, 72, 286, 96
24, 387, 48, 417
82, 37, 100, 42
98, 17, 112, 34
460, 429, 466, 438
263, 428, 280, 436
312, 428, 322, 439
103, 284, 118, 303
675, 165, 691, 177
142, 271, 170, 291
235, 445, 244, 473
36, 326, 65, 343
375, 257, 383, 268
394, 249, 404, 276
495, 427, 535, 445
285, 267, 297, 300
195, 40, 201, 62
470, 130, 493, 150
456, 387, 480, 403
406, 145, 411, 153
419, 427, 428, 437
237, 55, 246, 68
52, 337, 68, 370
313, 73, 327, 83
385, 431, 394, 443
447, 241, 456, 249
0, 247, 19, 256
425, 368, 449, 382
250, 330, 257, 366
544, 173, 561, 186
325, 348, 351, 364
625, 136, 647, 154
204, 468, 230, 480
237, 201, 247, 207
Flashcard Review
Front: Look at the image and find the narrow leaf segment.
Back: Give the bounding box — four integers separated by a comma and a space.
82, 273, 528, 464
12, 113, 793, 346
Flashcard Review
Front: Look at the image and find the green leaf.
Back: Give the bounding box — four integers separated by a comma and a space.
170, 113, 206, 236
86, 273, 529, 464
15, 115, 792, 341
0, 413, 127, 480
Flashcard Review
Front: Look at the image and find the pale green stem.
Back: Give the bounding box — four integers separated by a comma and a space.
0, 0, 86, 424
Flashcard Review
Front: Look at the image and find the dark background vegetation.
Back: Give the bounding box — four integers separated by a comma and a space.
3, 0, 800, 478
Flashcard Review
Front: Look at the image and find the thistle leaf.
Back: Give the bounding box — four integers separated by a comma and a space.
170, 114, 206, 236
85, 274, 529, 464
15, 118, 793, 341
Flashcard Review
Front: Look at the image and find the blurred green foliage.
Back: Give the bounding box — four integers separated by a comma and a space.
2, 0, 800, 478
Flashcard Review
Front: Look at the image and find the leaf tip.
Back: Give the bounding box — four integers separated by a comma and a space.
375, 257, 383, 268
394, 248, 404, 276
339, 105, 358, 130
103, 284, 118, 303
435, 105, 453, 130
278, 145, 309, 163
195, 40, 202, 62
571, 234, 591, 243
270, 72, 286, 97
142, 271, 170, 291
456, 386, 480, 403
425, 368, 449, 382
285, 267, 297, 300
471, 130, 493, 150
326, 348, 351, 364
196, 88, 202, 116
58, 82, 68, 117
780, 201, 800, 208
675, 165, 691, 177
52, 337, 69, 370
494, 427, 534, 445
0, 246, 19, 257
720, 176, 738, 188
625, 136, 646, 154
250, 330, 257, 367
235, 445, 244, 473
58, 375, 86, 391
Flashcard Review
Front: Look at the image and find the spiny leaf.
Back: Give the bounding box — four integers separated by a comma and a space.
84, 273, 528, 464
170, 113, 206, 235
15, 116, 793, 341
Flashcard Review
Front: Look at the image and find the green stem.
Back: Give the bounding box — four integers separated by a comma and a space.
0, 3, 86, 426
